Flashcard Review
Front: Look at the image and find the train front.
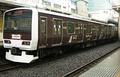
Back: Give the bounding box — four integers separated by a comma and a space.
3, 8, 38, 63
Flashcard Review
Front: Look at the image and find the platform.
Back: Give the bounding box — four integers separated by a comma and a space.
79, 48, 120, 77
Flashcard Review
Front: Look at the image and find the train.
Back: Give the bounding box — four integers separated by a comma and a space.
2, 7, 118, 63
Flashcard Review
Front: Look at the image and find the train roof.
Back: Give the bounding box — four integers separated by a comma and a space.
37, 8, 108, 25
4, 7, 109, 26
108, 24, 116, 27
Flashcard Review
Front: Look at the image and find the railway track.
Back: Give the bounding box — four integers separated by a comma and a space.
0, 41, 119, 77
62, 46, 119, 77
0, 62, 26, 72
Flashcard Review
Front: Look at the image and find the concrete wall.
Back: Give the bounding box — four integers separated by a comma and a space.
0, 16, 3, 32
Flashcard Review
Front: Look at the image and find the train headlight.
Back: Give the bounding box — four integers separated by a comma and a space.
4, 40, 11, 44
22, 41, 30, 45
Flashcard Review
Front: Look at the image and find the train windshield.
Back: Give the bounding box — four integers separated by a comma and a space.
4, 9, 32, 34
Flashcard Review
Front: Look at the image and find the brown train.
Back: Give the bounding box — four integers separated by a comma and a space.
3, 7, 118, 63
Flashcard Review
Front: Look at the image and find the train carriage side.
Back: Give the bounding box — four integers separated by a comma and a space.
37, 11, 86, 47
3, 7, 118, 63
107, 24, 118, 41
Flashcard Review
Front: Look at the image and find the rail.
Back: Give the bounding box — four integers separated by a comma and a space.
0, 62, 26, 72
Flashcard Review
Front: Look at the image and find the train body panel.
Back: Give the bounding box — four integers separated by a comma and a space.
6, 50, 38, 63
2, 7, 118, 63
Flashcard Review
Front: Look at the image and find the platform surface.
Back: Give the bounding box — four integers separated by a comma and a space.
79, 48, 120, 77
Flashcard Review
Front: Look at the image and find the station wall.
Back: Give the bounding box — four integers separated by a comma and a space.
0, 17, 3, 32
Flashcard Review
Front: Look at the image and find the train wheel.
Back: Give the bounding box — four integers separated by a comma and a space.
39, 50, 44, 58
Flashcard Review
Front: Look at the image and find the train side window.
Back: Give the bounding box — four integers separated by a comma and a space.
67, 22, 75, 34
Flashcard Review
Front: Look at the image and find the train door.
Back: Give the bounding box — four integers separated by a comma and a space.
52, 18, 62, 45
40, 17, 47, 46
103, 26, 106, 39
96, 25, 99, 39
78, 22, 84, 42
92, 24, 97, 40
85, 22, 92, 41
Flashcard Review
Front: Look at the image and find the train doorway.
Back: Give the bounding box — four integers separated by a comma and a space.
40, 17, 47, 46
52, 19, 62, 45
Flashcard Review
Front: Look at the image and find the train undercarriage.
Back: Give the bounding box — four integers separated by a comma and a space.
5, 37, 117, 63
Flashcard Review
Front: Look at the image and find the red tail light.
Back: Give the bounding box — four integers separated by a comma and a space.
22, 41, 30, 45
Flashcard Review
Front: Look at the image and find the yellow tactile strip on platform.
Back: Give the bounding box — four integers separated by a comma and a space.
115, 70, 120, 77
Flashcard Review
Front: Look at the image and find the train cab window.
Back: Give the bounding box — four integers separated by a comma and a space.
4, 9, 32, 33
67, 22, 75, 34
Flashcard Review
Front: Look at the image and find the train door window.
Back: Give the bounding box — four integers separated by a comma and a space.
67, 22, 75, 34
107, 26, 110, 33
78, 22, 83, 34
58, 20, 62, 34
53, 19, 62, 35
41, 18, 46, 33
53, 19, 57, 34
78, 22, 81, 34
86, 23, 92, 34
81, 24, 84, 34
103, 26, 106, 34
111, 27, 114, 36
99, 26, 102, 33
81, 23, 84, 34
40, 17, 47, 46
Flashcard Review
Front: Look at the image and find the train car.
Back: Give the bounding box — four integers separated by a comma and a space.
2, 7, 117, 63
